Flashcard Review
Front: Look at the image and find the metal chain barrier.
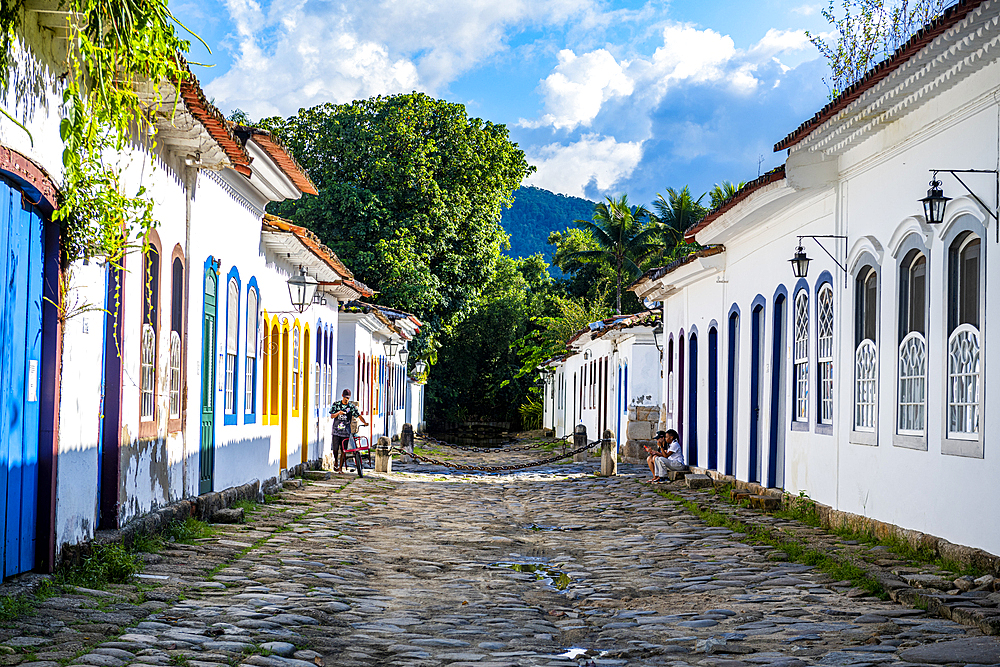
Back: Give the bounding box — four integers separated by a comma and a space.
391, 439, 606, 473
415, 433, 572, 453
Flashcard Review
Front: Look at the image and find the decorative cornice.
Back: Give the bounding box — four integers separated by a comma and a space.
202, 169, 263, 218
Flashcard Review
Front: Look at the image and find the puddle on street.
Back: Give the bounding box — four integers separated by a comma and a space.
489, 560, 572, 589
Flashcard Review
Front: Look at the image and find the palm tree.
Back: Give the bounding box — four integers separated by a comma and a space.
569, 195, 660, 314
709, 180, 747, 209
651, 186, 708, 260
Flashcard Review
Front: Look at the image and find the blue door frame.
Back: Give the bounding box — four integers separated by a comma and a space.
749, 305, 764, 483
688, 333, 698, 467
0, 176, 43, 577
767, 294, 786, 488
725, 312, 738, 476
707, 327, 718, 471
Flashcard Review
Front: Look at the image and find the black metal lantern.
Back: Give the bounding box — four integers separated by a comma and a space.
383, 339, 399, 358
399, 348, 409, 365
287, 267, 318, 313
789, 245, 811, 278
920, 178, 951, 224
652, 323, 663, 351
414, 360, 427, 375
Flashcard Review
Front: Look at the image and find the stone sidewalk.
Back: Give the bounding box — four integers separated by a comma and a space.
3, 453, 1000, 666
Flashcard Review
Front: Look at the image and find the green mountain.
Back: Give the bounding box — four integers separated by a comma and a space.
501, 186, 596, 261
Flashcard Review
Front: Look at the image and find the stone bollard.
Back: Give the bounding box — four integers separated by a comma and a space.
572, 424, 588, 462
600, 429, 617, 477
374, 436, 393, 473
400, 423, 415, 463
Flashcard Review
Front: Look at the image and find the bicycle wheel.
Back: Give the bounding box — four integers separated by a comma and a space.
354, 451, 364, 478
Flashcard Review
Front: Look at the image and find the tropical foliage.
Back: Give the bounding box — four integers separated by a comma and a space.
501, 186, 596, 262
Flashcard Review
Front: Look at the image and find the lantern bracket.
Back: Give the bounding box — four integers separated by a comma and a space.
796, 235, 848, 288
927, 170, 999, 240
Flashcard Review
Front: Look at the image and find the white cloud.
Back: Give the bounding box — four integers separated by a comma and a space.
206, 0, 620, 117
647, 24, 736, 90
750, 28, 812, 56
791, 4, 819, 16
520, 49, 633, 131
525, 134, 644, 198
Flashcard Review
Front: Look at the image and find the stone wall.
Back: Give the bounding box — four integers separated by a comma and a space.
622, 405, 660, 463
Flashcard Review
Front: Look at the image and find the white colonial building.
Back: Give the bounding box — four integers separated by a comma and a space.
630, 0, 1000, 555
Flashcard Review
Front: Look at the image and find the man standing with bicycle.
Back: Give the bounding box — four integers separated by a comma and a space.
330, 389, 367, 473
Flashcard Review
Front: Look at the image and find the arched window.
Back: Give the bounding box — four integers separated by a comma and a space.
817, 284, 834, 425
947, 232, 981, 438
292, 325, 301, 413
897, 250, 927, 436
140, 244, 160, 422
224, 276, 240, 419
245, 286, 259, 419
270, 323, 280, 421
169, 256, 184, 423
793, 290, 809, 422
854, 266, 878, 432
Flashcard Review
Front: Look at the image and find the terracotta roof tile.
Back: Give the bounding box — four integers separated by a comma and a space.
231, 125, 318, 196
629, 245, 727, 293
683, 166, 785, 243
774, 0, 983, 152
262, 213, 362, 288
174, 62, 252, 176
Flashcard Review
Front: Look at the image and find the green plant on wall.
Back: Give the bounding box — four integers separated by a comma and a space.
1, 0, 207, 264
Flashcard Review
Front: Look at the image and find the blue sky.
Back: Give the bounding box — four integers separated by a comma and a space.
172, 0, 835, 206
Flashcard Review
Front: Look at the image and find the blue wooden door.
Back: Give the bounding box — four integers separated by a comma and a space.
725, 313, 738, 476
707, 327, 718, 471
768, 295, 786, 489
0, 178, 43, 577
749, 306, 763, 483
200, 267, 217, 494
688, 334, 698, 467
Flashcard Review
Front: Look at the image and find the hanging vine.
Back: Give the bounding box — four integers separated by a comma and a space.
0, 0, 207, 264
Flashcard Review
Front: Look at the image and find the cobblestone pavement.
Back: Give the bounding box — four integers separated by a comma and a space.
6, 451, 1000, 667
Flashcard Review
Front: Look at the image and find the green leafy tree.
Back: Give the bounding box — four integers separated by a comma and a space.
569, 195, 660, 314
501, 186, 596, 260
259, 93, 534, 342
511, 294, 612, 383
709, 180, 747, 209
547, 227, 615, 304
806, 0, 947, 98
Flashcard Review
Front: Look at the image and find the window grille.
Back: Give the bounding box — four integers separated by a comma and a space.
817, 284, 834, 424
169, 331, 181, 418
793, 291, 809, 421
897, 332, 926, 434
948, 324, 980, 437
854, 339, 877, 431
141, 324, 156, 420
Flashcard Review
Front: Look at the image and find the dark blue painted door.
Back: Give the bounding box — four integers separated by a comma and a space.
0, 178, 43, 577
707, 327, 718, 471
725, 313, 738, 476
749, 306, 763, 483
688, 334, 698, 467
768, 295, 786, 489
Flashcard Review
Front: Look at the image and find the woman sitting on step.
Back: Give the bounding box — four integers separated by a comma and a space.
648, 429, 685, 482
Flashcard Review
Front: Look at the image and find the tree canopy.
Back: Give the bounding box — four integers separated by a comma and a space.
259, 93, 534, 335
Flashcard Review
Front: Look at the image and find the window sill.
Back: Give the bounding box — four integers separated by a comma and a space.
790, 421, 810, 432
815, 423, 833, 436
223, 414, 238, 426
893, 434, 927, 451
941, 437, 983, 459
244, 413, 257, 425
849, 430, 877, 446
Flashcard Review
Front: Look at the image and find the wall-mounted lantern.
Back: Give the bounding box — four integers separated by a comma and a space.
287, 267, 318, 313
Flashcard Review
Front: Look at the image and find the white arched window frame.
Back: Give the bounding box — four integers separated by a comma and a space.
140, 324, 156, 420
793, 290, 809, 422
896, 248, 927, 440
245, 287, 258, 416
946, 232, 982, 442
224, 278, 239, 415
853, 265, 879, 438
817, 284, 835, 425
169, 331, 181, 419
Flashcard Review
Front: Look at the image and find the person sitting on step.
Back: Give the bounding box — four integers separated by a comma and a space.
650, 429, 685, 482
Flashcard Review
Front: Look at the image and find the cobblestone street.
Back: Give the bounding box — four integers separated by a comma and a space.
6, 454, 1000, 667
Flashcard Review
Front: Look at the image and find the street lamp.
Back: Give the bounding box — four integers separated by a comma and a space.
383, 339, 399, 358
652, 323, 663, 352
789, 245, 811, 278
414, 360, 427, 375
399, 347, 409, 365
919, 177, 951, 225
287, 267, 318, 313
